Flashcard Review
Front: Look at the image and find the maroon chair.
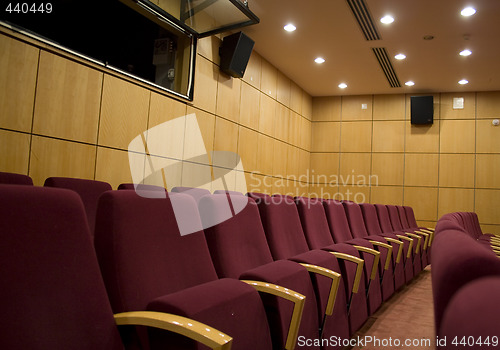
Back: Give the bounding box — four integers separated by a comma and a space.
171, 186, 211, 204
44, 177, 111, 238
294, 197, 370, 333
341, 201, 396, 302
199, 194, 322, 350
431, 229, 500, 335
397, 205, 431, 265
0, 185, 232, 350
387, 204, 423, 275
356, 203, 406, 291
94, 190, 297, 350
249, 192, 350, 344
374, 204, 416, 282
439, 277, 500, 349
0, 171, 33, 185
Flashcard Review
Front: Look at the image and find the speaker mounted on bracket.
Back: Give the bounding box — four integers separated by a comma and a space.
219, 31, 255, 78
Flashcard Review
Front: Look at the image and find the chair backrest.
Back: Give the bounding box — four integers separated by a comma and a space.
0, 171, 33, 185
387, 205, 404, 231
294, 196, 335, 249
396, 206, 411, 229
44, 177, 112, 237
342, 201, 370, 239
359, 203, 384, 236
95, 191, 219, 313
252, 194, 310, 260
403, 206, 419, 228
171, 186, 211, 204
374, 204, 395, 233
213, 190, 243, 196
199, 195, 274, 279
431, 229, 500, 334
0, 185, 123, 350
323, 199, 355, 243
440, 276, 500, 341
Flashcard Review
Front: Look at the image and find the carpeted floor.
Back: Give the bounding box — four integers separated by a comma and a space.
350, 266, 435, 350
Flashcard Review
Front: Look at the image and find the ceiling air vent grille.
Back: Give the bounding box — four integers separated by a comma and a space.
372, 47, 401, 88
346, 0, 381, 41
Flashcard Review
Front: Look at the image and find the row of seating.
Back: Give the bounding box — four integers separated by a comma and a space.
431, 218, 500, 349
437, 211, 500, 255
0, 171, 434, 349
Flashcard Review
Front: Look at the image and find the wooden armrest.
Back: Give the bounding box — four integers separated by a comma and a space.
299, 263, 341, 316
353, 245, 380, 280
114, 311, 232, 350
242, 280, 305, 350
405, 232, 422, 254
329, 252, 364, 294
384, 237, 403, 264
414, 231, 430, 250
396, 235, 414, 259
369, 241, 393, 270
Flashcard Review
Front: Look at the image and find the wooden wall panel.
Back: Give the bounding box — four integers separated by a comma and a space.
256, 133, 274, 175
290, 81, 302, 115
339, 153, 372, 186
95, 147, 142, 189
340, 121, 372, 153
237, 126, 258, 173
373, 94, 405, 120
371, 153, 404, 186
439, 154, 475, 188
405, 123, 440, 153
277, 71, 291, 107
403, 187, 438, 221
475, 189, 500, 224
239, 82, 260, 130
371, 186, 403, 205
216, 73, 241, 123
476, 154, 500, 189
149, 92, 187, 128
0, 129, 30, 174
192, 55, 218, 113
440, 120, 475, 153
242, 51, 261, 89
310, 153, 339, 183
438, 188, 474, 218
30, 136, 96, 186
311, 122, 340, 152
259, 94, 276, 137
272, 139, 288, 177
372, 121, 404, 152
312, 96, 341, 122
440, 92, 476, 119
476, 119, 500, 153
341, 95, 372, 121
477, 91, 500, 119
99, 75, 150, 150
274, 103, 290, 142
302, 92, 313, 121
0, 34, 39, 132
260, 59, 277, 98
404, 153, 439, 187
33, 51, 102, 143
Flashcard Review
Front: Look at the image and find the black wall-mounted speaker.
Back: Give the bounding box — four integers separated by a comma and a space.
411, 96, 434, 124
219, 32, 255, 78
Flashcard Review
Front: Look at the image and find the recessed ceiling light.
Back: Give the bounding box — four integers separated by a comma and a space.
461, 7, 476, 16
284, 23, 296, 32
405, 81, 415, 86
460, 49, 472, 56
338, 83, 347, 89
314, 57, 325, 64
458, 79, 469, 85
380, 15, 394, 24
395, 53, 406, 60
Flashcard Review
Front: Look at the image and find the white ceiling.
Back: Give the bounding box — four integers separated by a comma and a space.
241, 0, 500, 96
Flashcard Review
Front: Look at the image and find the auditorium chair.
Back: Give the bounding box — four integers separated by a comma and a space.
199, 193, 327, 349
359, 203, 412, 287
247, 192, 352, 343
396, 205, 432, 263
172, 186, 211, 204
94, 190, 305, 350
386, 205, 425, 274
439, 277, 500, 350
0, 171, 33, 185
44, 177, 112, 238
341, 201, 397, 301
293, 196, 374, 332
0, 185, 232, 350
431, 228, 500, 335
305, 198, 382, 314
